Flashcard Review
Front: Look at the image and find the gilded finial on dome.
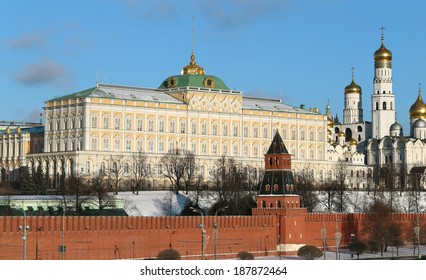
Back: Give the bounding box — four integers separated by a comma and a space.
181, 52, 205, 75
181, 17, 205, 75
349, 138, 357, 146
374, 26, 392, 62
410, 83, 426, 119
344, 67, 362, 94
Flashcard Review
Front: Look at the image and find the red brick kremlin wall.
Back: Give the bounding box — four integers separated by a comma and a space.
1, 212, 425, 260
0, 215, 277, 260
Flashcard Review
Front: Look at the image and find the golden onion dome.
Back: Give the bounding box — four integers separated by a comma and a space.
338, 131, 345, 137
344, 79, 362, 94
349, 138, 357, 146
409, 90, 426, 119
181, 52, 205, 75
374, 37, 392, 62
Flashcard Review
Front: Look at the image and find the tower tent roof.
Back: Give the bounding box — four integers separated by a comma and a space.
266, 131, 289, 154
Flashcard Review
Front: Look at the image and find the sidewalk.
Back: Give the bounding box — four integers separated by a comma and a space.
257, 245, 426, 260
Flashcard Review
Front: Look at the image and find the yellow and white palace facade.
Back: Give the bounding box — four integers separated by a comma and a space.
24, 53, 366, 189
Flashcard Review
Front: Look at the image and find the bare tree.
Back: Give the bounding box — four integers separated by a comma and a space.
296, 169, 319, 212
90, 172, 116, 214
60, 174, 92, 216
318, 178, 336, 212
334, 161, 349, 213
132, 150, 149, 195
160, 148, 195, 194
364, 200, 392, 256
107, 155, 126, 194
209, 156, 255, 215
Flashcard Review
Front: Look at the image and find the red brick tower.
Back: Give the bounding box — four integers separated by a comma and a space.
252, 131, 307, 255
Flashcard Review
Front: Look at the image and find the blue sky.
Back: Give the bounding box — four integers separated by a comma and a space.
1, 0, 425, 133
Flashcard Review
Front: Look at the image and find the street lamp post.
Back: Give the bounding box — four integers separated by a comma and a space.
213, 206, 228, 260
335, 213, 341, 260
190, 207, 205, 260
14, 207, 30, 260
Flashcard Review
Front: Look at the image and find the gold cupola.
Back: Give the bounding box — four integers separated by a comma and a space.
344, 68, 362, 94
374, 29, 392, 62
181, 52, 205, 75
409, 85, 426, 119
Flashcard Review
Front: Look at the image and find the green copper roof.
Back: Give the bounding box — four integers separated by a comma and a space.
49, 87, 97, 102
158, 74, 229, 90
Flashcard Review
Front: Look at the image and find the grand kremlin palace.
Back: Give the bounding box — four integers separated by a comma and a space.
18, 52, 358, 188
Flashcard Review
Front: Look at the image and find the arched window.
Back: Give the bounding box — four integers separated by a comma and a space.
261, 201, 266, 208
383, 102, 387, 110
335, 127, 340, 134
376, 102, 379, 110
269, 158, 273, 166
357, 126, 362, 132
390, 102, 393, 110
277, 201, 282, 208
345, 128, 352, 142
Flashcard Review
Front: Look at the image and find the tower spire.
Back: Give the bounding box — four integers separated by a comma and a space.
351, 66, 355, 81
192, 16, 194, 54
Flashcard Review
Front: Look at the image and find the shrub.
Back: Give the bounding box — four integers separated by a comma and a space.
297, 245, 323, 260
157, 249, 181, 260
237, 251, 254, 260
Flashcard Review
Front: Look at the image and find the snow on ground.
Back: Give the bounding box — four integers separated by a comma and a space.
116, 191, 218, 216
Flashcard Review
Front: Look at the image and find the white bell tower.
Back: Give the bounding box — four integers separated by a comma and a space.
372, 27, 395, 139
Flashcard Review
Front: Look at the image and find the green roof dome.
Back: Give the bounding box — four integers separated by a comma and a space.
159, 74, 229, 90
158, 52, 229, 90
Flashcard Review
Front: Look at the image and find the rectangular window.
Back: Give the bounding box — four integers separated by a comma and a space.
170, 121, 175, 133
92, 116, 97, 129
169, 141, 175, 151
159, 141, 164, 153
137, 119, 143, 131
254, 127, 259, 138
212, 124, 218, 136
254, 146, 258, 157
201, 123, 207, 135
91, 138, 97, 150
309, 130, 314, 141
103, 138, 109, 151
191, 142, 196, 154
180, 142, 185, 151
148, 119, 154, 132
148, 140, 154, 152
282, 128, 287, 139
223, 124, 228, 136
263, 127, 268, 138
212, 144, 218, 155
233, 125, 238, 137
64, 119, 68, 130
104, 117, 109, 129
310, 149, 314, 160
114, 118, 120, 130
243, 126, 248, 137
114, 139, 120, 151
201, 143, 207, 155
159, 120, 164, 132
223, 143, 228, 155
137, 140, 143, 152
126, 139, 131, 151
233, 145, 238, 157
243, 145, 248, 157
291, 129, 296, 140
191, 122, 196, 134
301, 130, 305, 140
180, 122, 185, 134
126, 118, 132, 130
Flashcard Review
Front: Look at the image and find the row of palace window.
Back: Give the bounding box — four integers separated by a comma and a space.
90, 116, 324, 141
48, 118, 82, 131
